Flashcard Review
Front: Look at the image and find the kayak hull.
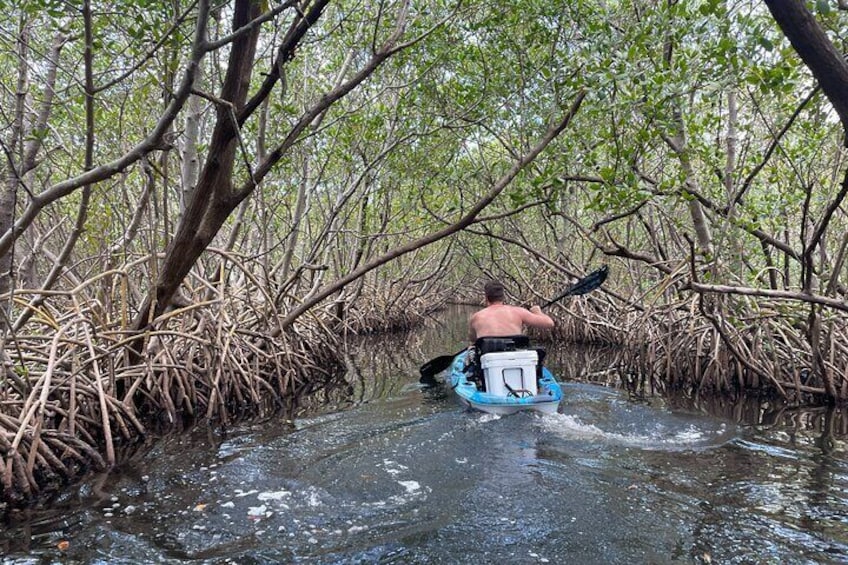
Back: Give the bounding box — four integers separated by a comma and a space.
448, 350, 562, 415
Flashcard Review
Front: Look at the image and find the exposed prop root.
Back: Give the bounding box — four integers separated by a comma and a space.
0, 258, 443, 510
578, 291, 848, 406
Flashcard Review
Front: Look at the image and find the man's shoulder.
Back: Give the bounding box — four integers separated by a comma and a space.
506, 304, 529, 313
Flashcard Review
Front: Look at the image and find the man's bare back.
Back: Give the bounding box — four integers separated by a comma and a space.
469, 303, 554, 342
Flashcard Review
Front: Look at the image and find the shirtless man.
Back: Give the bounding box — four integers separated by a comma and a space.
468, 280, 554, 342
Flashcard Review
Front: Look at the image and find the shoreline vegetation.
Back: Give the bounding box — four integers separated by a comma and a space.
549, 288, 848, 405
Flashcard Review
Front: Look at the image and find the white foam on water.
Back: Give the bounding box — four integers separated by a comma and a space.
257, 490, 292, 501
672, 425, 710, 443
381, 459, 408, 476
397, 480, 421, 494
538, 413, 720, 450
539, 414, 608, 440
306, 488, 323, 507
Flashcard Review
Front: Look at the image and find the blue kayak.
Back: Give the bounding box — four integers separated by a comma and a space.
448, 350, 563, 415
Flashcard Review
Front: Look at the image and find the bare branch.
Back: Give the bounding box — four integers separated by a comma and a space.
690, 281, 848, 313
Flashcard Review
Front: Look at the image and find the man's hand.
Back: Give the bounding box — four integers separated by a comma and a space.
529, 305, 543, 314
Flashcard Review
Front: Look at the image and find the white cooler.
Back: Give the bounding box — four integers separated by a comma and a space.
480, 350, 538, 396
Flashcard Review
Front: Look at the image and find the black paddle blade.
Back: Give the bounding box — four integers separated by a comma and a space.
419, 351, 460, 381
544, 265, 609, 307
566, 264, 608, 296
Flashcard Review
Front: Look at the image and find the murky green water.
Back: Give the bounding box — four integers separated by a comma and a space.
2, 308, 847, 563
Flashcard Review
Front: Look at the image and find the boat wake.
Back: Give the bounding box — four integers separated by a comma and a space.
536, 412, 737, 451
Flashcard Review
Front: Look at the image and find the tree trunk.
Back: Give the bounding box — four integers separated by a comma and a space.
663, 110, 715, 258
181, 92, 202, 216
763, 0, 848, 143
131, 0, 265, 331
0, 17, 29, 322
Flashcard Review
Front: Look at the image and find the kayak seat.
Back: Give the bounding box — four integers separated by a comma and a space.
474, 335, 530, 354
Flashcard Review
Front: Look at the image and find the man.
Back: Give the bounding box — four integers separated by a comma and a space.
468, 280, 554, 343
465, 280, 553, 390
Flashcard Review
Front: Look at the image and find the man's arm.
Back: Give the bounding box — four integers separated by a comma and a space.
522, 305, 555, 329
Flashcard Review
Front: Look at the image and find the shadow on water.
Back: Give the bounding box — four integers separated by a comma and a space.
2, 307, 847, 563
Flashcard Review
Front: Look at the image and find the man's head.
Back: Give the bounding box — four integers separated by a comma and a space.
484, 280, 505, 304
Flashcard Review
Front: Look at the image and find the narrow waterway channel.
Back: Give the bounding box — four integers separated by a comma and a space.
2, 306, 847, 563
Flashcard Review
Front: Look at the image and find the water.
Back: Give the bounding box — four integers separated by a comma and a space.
2, 310, 847, 564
